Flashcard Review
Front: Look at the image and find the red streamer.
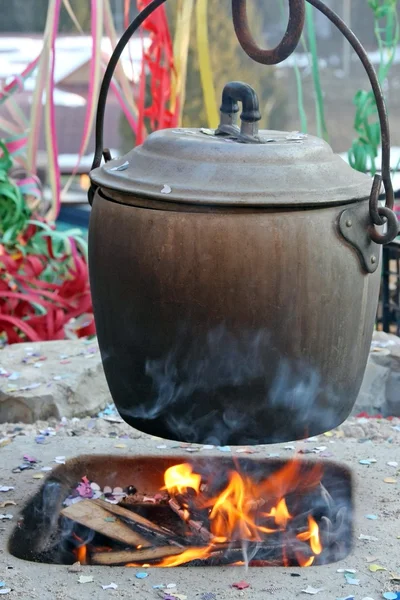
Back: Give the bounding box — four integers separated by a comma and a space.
0, 223, 95, 344
136, 0, 178, 144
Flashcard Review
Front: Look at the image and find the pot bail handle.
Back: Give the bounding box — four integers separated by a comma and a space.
88, 0, 168, 205
232, 0, 398, 245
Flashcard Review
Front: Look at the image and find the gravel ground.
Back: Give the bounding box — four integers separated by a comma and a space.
0, 414, 399, 600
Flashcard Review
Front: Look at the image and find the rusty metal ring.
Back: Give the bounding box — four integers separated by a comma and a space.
369, 206, 399, 245
231, 0, 305, 65
369, 174, 386, 226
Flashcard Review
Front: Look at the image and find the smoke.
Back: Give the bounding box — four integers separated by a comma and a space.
119, 324, 344, 445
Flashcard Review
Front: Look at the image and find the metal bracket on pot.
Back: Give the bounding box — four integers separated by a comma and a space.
339, 207, 380, 274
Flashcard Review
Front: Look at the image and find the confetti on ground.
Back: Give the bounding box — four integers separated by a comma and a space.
302, 586, 324, 595
359, 459, 377, 465
387, 462, 398, 468
32, 473, 44, 479
166, 583, 177, 589
54, 456, 66, 464
23, 455, 38, 463
153, 585, 165, 589
337, 569, 357, 574
0, 501, 16, 508
366, 514, 379, 520
336, 596, 355, 600
383, 593, 400, 600
359, 534, 378, 541
0, 514, 13, 520
0, 487, 14, 493
344, 574, 360, 585
101, 583, 118, 590
369, 564, 387, 572
383, 477, 397, 484
201, 594, 217, 600
136, 572, 148, 579
232, 581, 250, 590
114, 444, 126, 449
78, 575, 94, 584
0, 590, 11, 595
217, 446, 231, 452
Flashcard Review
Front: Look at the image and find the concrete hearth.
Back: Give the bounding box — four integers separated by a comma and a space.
0, 417, 399, 599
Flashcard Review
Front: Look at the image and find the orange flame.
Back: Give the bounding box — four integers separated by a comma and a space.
264, 497, 292, 528
163, 463, 202, 495
297, 515, 323, 555
153, 459, 323, 568
157, 545, 215, 567
206, 471, 277, 542
72, 534, 87, 565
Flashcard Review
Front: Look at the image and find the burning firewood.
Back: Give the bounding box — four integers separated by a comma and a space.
93, 499, 171, 535
168, 497, 214, 543
61, 500, 151, 548
91, 545, 189, 565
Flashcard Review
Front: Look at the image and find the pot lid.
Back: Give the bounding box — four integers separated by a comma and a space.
90, 82, 372, 207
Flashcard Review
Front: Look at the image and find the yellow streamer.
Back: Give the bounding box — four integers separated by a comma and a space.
171, 0, 195, 124
196, 0, 219, 128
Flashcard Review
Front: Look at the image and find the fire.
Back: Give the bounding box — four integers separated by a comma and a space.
157, 545, 215, 567
160, 460, 324, 568
264, 498, 292, 528
206, 471, 276, 542
72, 534, 87, 565
76, 544, 87, 564
297, 515, 323, 555
163, 463, 202, 495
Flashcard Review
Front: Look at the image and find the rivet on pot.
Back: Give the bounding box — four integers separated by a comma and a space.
345, 219, 352, 228
371, 255, 377, 264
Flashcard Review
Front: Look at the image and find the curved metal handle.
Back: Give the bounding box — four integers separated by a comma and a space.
88, 0, 168, 205
232, 0, 398, 244
232, 0, 305, 65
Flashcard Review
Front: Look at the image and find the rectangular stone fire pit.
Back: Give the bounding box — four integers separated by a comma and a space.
0, 420, 399, 599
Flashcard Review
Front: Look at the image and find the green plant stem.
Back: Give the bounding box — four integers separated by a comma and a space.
305, 3, 329, 142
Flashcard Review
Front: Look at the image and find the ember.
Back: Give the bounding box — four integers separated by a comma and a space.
9, 455, 352, 567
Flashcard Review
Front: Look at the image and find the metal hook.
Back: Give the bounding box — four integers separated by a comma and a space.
231, 0, 305, 65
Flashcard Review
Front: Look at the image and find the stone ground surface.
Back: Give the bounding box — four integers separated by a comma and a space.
0, 339, 111, 423
2, 331, 400, 426
0, 414, 399, 600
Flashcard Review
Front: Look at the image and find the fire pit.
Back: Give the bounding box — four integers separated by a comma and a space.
9, 455, 352, 568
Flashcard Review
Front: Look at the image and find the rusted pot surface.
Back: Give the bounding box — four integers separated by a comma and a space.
89, 84, 381, 445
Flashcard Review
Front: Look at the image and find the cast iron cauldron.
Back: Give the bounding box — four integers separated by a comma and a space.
88, 2, 398, 446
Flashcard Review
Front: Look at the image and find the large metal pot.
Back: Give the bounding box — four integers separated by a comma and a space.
89, 80, 385, 445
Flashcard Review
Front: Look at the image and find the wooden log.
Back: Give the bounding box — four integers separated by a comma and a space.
61, 500, 151, 548
91, 542, 238, 566
168, 498, 214, 543
92, 499, 176, 538
91, 545, 187, 565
